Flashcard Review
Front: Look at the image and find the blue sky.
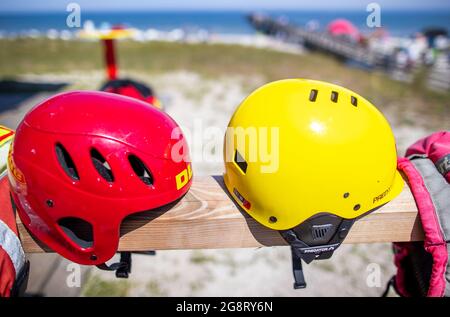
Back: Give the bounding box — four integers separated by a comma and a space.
1, 0, 450, 13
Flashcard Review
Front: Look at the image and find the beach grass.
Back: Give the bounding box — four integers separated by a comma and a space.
81, 275, 130, 297
0, 38, 448, 128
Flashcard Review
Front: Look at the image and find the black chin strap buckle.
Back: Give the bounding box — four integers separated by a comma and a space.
96, 252, 132, 278
115, 252, 132, 278
284, 232, 340, 290
96, 251, 157, 278
291, 246, 307, 289
281, 218, 355, 290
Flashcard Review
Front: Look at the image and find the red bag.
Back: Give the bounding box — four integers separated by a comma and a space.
390, 131, 450, 297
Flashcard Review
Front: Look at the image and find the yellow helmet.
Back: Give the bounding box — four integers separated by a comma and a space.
223, 79, 404, 288
224, 78, 403, 229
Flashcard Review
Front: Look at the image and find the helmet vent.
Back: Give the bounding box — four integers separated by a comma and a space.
312, 224, 333, 240
331, 91, 339, 103
351, 96, 358, 107
55, 143, 79, 181
309, 89, 318, 102
128, 155, 153, 185
90, 149, 114, 182
58, 217, 93, 248
234, 150, 248, 174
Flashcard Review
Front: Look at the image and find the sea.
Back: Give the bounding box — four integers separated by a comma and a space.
0, 10, 450, 37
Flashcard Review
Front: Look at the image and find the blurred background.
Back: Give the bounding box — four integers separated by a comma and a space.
0, 0, 449, 296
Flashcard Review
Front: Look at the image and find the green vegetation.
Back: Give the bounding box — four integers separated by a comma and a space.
0, 38, 448, 128
81, 275, 130, 297
146, 280, 168, 296
190, 250, 217, 264
189, 280, 205, 293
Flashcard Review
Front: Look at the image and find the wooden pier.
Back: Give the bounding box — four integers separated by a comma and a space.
247, 14, 385, 68
248, 14, 450, 92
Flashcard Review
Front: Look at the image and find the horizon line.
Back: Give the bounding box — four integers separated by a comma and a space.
1, 7, 450, 14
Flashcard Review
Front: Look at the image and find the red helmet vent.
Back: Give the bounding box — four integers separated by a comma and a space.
55, 143, 79, 181
90, 148, 114, 183
128, 154, 153, 186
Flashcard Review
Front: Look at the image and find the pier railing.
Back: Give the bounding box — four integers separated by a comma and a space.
247, 14, 382, 68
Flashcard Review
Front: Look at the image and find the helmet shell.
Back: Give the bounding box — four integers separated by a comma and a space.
8, 91, 192, 264
224, 79, 404, 230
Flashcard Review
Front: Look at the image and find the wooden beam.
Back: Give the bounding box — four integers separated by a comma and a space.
19, 175, 423, 253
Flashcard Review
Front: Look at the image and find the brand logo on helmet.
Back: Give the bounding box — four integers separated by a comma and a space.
301, 245, 337, 254
373, 187, 391, 204
175, 163, 192, 190
233, 188, 251, 209
7, 145, 26, 185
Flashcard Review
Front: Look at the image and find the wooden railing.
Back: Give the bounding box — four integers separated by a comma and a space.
19, 175, 423, 253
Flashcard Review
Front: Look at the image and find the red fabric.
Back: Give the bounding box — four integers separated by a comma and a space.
0, 177, 18, 236
397, 157, 448, 297
392, 242, 411, 296
0, 176, 19, 297
0, 248, 15, 297
405, 131, 450, 182
426, 244, 448, 297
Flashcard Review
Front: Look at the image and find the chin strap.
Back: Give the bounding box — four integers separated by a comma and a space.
96, 252, 132, 278
115, 252, 132, 278
281, 218, 355, 290
96, 251, 156, 278
291, 246, 307, 289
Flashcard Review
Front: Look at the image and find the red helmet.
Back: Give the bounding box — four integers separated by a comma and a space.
8, 91, 192, 265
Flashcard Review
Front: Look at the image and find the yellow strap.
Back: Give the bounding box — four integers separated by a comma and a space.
0, 126, 14, 177
0, 126, 14, 146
